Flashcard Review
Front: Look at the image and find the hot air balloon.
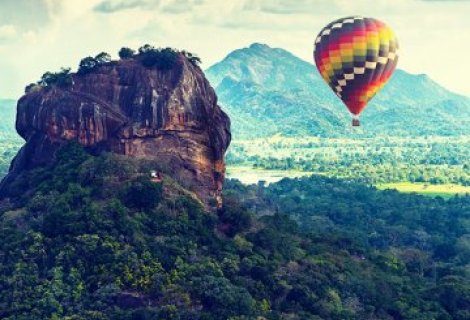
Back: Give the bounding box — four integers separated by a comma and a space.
314, 16, 399, 126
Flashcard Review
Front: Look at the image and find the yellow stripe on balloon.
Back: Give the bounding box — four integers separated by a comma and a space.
353, 41, 367, 51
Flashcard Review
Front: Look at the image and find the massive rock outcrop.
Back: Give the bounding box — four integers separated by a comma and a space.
0, 54, 231, 208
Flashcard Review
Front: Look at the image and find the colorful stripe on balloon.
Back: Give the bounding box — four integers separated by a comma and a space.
314, 16, 399, 115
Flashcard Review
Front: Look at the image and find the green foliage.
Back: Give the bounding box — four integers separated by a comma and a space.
118, 47, 135, 59
17, 45, 200, 96
0, 145, 19, 176
78, 52, 111, 75
138, 44, 155, 54
218, 196, 253, 237
227, 136, 470, 186
94, 52, 111, 65
0, 143, 468, 319
182, 50, 202, 67
35, 68, 73, 89
24, 83, 42, 94
138, 47, 178, 70
78, 56, 98, 75
133, 44, 199, 69
0, 100, 22, 175
123, 176, 163, 210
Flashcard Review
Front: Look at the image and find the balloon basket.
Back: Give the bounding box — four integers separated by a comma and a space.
352, 119, 360, 127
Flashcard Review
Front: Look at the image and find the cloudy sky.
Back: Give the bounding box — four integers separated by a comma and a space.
0, 0, 469, 98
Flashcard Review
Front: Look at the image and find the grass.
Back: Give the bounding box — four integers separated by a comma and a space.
227, 166, 469, 199
376, 182, 470, 199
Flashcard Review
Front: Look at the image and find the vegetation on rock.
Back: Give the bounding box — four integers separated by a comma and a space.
118, 47, 135, 60
25, 45, 201, 93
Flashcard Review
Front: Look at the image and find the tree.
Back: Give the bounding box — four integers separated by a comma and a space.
139, 47, 178, 70
95, 52, 112, 64
118, 47, 135, 59
123, 176, 163, 210
38, 68, 73, 88
138, 44, 155, 54
219, 196, 253, 237
182, 51, 201, 66
25, 83, 42, 94
78, 56, 98, 75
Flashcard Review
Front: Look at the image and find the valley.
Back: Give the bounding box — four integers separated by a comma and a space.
0, 42, 468, 319
226, 135, 470, 197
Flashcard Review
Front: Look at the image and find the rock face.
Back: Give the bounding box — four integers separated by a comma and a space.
0, 55, 231, 207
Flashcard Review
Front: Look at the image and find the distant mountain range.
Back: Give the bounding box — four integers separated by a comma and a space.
206, 43, 470, 138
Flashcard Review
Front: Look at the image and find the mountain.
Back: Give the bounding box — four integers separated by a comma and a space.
0, 50, 231, 208
206, 43, 470, 138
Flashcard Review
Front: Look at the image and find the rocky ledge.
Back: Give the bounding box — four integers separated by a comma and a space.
0, 52, 231, 208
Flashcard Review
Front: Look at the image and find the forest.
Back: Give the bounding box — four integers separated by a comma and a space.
0, 144, 468, 319
0, 139, 22, 177
227, 136, 470, 186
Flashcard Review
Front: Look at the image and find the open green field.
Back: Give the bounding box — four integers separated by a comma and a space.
376, 182, 470, 198
227, 166, 470, 199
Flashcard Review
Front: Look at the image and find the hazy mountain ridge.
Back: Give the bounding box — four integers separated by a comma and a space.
207, 43, 470, 138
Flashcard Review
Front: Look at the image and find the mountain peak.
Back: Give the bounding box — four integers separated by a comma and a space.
206, 43, 319, 90
249, 42, 271, 50
207, 44, 470, 138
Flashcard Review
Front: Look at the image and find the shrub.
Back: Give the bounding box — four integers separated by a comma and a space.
123, 176, 163, 210
118, 47, 135, 59
37, 67, 73, 88
182, 50, 201, 67
78, 56, 98, 75
25, 83, 42, 94
78, 52, 111, 75
95, 52, 112, 64
139, 47, 178, 70
219, 196, 253, 237
138, 44, 155, 54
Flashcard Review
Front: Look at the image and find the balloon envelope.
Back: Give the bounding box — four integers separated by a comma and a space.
314, 16, 399, 118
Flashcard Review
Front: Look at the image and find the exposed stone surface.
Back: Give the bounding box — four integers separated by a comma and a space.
0, 55, 231, 207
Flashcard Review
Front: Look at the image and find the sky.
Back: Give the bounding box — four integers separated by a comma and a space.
0, 0, 469, 98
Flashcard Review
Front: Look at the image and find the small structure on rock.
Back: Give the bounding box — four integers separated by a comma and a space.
150, 170, 163, 183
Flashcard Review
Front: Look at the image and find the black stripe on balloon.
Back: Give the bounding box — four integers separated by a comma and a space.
338, 68, 376, 100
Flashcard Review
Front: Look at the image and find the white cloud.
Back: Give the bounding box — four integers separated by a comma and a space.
94, 0, 155, 13
93, 0, 204, 14
0, 0, 468, 98
0, 25, 17, 42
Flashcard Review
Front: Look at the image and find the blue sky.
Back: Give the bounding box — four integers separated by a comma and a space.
0, 0, 469, 98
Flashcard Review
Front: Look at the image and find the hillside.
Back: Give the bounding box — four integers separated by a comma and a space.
0, 99, 19, 136
0, 143, 468, 319
206, 43, 470, 138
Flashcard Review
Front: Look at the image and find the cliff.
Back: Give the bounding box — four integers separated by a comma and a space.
0, 53, 231, 207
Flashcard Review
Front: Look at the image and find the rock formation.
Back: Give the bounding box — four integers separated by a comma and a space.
0, 54, 231, 208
